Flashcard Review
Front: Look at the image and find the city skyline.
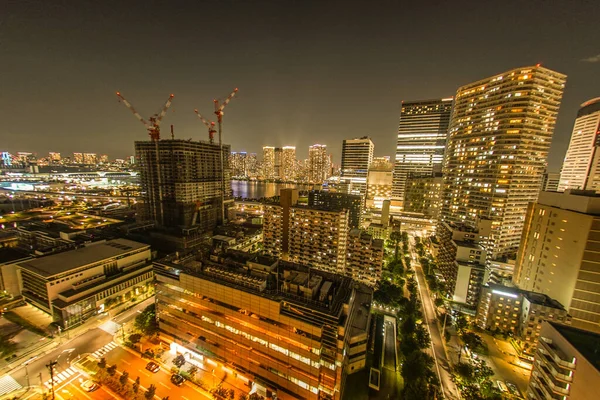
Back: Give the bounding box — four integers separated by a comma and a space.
3, 1, 600, 171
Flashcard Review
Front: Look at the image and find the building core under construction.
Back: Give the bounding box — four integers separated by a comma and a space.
135, 139, 232, 231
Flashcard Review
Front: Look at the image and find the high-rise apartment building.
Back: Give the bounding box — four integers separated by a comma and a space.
99, 154, 109, 164
48, 152, 61, 162
513, 190, 600, 334
365, 158, 393, 209
542, 171, 560, 192
73, 152, 84, 164
340, 137, 374, 197
135, 139, 231, 230
308, 190, 362, 229
263, 146, 276, 179
274, 147, 283, 179
83, 153, 97, 165
403, 174, 443, 220
308, 144, 330, 183
263, 190, 381, 286
392, 98, 452, 205
528, 322, 600, 400
154, 252, 373, 400
558, 98, 600, 192
246, 153, 258, 177
440, 65, 566, 259
282, 146, 296, 181
230, 151, 247, 177
346, 229, 384, 286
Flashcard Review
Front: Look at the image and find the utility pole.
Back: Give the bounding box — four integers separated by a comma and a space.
46, 361, 58, 400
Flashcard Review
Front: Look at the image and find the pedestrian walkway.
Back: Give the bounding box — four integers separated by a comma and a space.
91, 341, 118, 359
43, 367, 77, 389
0, 375, 22, 396
98, 320, 120, 335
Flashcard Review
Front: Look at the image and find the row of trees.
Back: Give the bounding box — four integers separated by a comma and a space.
399, 276, 440, 399
96, 357, 167, 400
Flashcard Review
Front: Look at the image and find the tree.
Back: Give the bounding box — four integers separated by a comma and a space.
373, 280, 403, 306
162, 397, 170, 400
129, 333, 142, 344
107, 364, 117, 376
415, 324, 431, 349
460, 332, 484, 361
173, 354, 186, 368
401, 350, 434, 382
97, 357, 107, 369
145, 384, 157, 399
133, 377, 140, 394
119, 371, 129, 386
434, 297, 445, 308
390, 231, 402, 261
400, 315, 416, 336
135, 304, 158, 336
455, 314, 469, 334
0, 335, 16, 357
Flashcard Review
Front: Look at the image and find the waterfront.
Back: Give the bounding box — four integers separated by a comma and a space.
232, 180, 317, 199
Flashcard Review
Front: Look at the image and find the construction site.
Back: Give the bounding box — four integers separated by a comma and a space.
116, 89, 238, 238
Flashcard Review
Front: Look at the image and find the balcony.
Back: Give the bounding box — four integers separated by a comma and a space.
535, 351, 573, 383
539, 339, 576, 369
534, 364, 570, 397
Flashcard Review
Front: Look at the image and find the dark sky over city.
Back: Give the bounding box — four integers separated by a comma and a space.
2, 0, 599, 171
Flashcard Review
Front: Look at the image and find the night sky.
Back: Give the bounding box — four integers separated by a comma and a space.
2, 0, 599, 171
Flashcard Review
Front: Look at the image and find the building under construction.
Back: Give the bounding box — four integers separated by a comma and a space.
135, 139, 232, 232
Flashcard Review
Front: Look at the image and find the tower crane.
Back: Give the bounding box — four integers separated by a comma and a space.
115, 92, 174, 141
194, 109, 217, 143
213, 88, 238, 224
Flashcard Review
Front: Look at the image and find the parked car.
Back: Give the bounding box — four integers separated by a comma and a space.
146, 361, 160, 373
171, 374, 185, 386
81, 380, 98, 392
506, 381, 522, 397
497, 380, 508, 393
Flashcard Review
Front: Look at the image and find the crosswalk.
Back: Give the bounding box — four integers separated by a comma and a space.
43, 367, 78, 388
0, 375, 22, 396
91, 341, 118, 359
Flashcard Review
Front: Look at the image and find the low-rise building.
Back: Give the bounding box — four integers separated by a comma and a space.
528, 322, 600, 400
16, 239, 153, 328
476, 284, 570, 354
154, 252, 373, 400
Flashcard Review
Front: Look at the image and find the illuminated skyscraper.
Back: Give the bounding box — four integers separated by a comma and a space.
440, 65, 566, 258
262, 146, 275, 179
246, 153, 258, 177
83, 153, 97, 165
558, 98, 600, 192
308, 144, 329, 183
392, 98, 453, 204
281, 146, 296, 181
73, 152, 84, 164
340, 137, 374, 197
49, 152, 61, 162
230, 151, 247, 177
99, 154, 109, 164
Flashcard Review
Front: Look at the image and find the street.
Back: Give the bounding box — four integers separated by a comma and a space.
0, 297, 154, 398
410, 238, 461, 400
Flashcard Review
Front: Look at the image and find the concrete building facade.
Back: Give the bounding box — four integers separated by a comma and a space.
392, 98, 452, 205
514, 190, 600, 334
135, 139, 232, 230
154, 253, 373, 400
440, 66, 566, 259
528, 322, 600, 400
17, 239, 153, 328
558, 98, 600, 192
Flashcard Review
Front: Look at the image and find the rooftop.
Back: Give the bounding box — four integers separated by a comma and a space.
18, 238, 149, 278
550, 322, 600, 372
538, 190, 600, 215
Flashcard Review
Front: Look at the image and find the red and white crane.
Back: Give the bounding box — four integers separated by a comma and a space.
193, 109, 217, 143
115, 92, 174, 141
212, 88, 238, 223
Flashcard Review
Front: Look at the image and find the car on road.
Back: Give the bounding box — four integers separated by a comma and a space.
171, 373, 185, 386
81, 380, 99, 392
146, 361, 160, 373
496, 380, 508, 393
506, 381, 522, 397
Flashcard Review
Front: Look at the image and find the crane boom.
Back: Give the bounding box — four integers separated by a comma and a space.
217, 87, 239, 113
194, 109, 217, 143
155, 94, 175, 126
116, 92, 149, 127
